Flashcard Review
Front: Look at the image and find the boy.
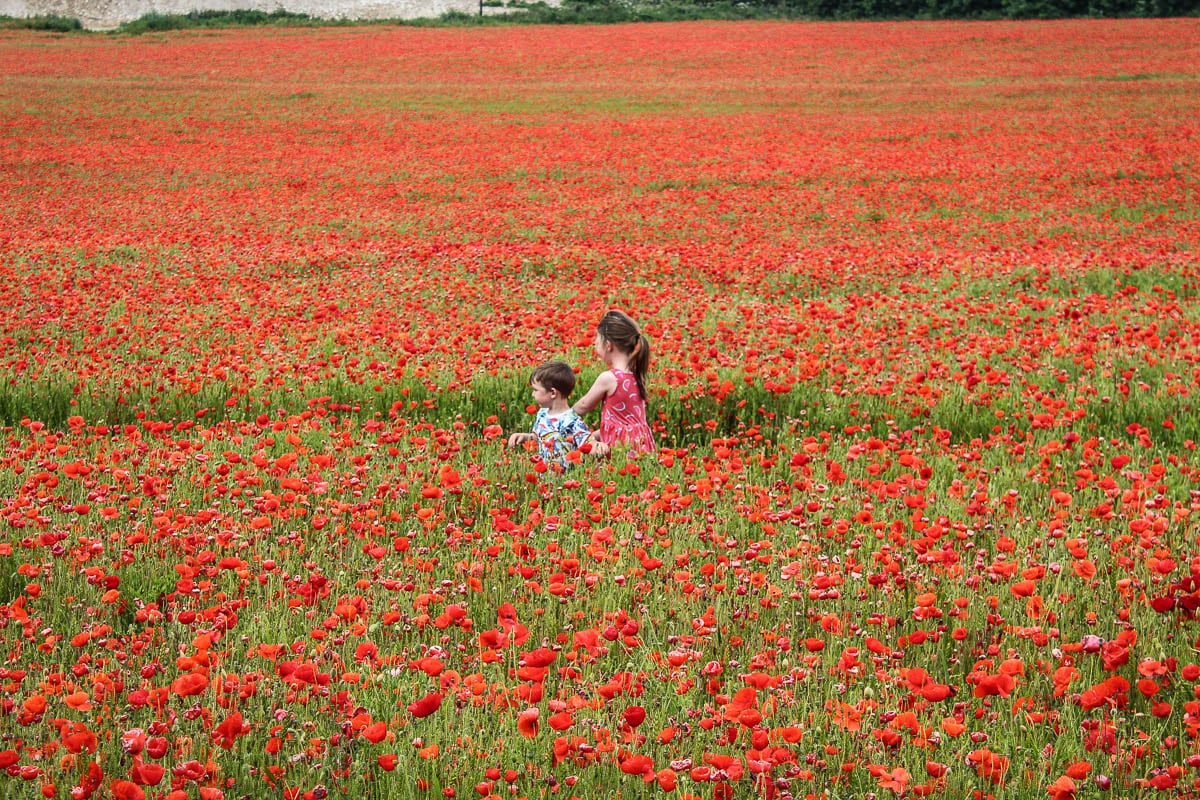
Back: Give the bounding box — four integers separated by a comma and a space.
507, 361, 592, 470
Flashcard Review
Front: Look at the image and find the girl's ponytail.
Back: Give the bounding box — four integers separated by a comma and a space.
629, 331, 650, 402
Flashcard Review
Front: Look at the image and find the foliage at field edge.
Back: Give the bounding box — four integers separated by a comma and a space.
4, 0, 1199, 37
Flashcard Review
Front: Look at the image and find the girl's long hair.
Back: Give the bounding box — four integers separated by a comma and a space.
597, 309, 650, 401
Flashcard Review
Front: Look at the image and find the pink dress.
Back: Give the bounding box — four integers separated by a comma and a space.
600, 369, 655, 452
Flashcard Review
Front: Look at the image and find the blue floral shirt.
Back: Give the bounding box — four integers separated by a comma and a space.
531, 408, 591, 469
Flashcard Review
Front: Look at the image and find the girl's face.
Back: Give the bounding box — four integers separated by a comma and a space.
593, 332, 612, 365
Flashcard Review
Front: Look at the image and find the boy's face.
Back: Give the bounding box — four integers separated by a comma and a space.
530, 380, 556, 409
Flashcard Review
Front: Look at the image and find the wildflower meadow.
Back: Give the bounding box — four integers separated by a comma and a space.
2, 17, 1200, 800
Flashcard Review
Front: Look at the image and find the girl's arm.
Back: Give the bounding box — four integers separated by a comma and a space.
573, 371, 617, 416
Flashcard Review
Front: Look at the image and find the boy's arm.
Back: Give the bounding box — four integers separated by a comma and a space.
510, 408, 546, 448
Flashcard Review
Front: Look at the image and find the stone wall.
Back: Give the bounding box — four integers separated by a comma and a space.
0, 0, 530, 30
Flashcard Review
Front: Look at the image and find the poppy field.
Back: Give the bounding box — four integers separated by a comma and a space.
3, 17, 1200, 800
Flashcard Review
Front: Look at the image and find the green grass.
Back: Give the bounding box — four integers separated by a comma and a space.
3, 362, 1195, 452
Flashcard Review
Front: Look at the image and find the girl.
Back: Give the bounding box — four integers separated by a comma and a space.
573, 310, 655, 455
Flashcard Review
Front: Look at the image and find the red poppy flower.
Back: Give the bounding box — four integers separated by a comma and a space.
973, 672, 1014, 698
362, 721, 388, 743
60, 721, 98, 754
878, 766, 910, 794
623, 706, 646, 729
619, 752, 654, 776
171, 672, 209, 697
111, 781, 146, 800
408, 692, 443, 718
517, 707, 539, 738
548, 711, 574, 731
130, 758, 165, 786
1047, 775, 1077, 800
520, 647, 557, 668
212, 712, 246, 750
656, 768, 677, 791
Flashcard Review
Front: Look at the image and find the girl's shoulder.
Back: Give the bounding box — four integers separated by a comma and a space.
590, 369, 618, 386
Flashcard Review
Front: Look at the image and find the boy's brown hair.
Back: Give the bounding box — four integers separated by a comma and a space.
531, 360, 576, 397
